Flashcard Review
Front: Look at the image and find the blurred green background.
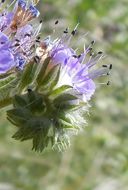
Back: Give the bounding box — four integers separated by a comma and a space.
0, 0, 128, 189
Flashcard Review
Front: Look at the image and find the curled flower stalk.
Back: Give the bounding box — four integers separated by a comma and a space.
0, 0, 112, 152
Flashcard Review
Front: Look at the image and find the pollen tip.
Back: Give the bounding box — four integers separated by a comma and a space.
27, 88, 32, 92
91, 40, 95, 45
109, 64, 112, 70
55, 20, 59, 25
72, 55, 78, 58
107, 81, 110, 86
36, 36, 41, 40
90, 52, 94, 57
63, 28, 68, 34
1, 0, 5, 3
71, 30, 76, 36
34, 55, 40, 63
78, 54, 81, 58
102, 64, 108, 68
98, 51, 103, 54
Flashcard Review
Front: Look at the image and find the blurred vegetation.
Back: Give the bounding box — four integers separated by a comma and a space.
0, 0, 128, 190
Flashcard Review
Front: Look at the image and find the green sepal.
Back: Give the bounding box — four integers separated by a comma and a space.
0, 73, 18, 108
27, 90, 45, 113
7, 108, 32, 126
13, 95, 27, 108
49, 66, 61, 90
36, 57, 51, 87
53, 93, 78, 105
18, 61, 38, 92
0, 72, 16, 88
39, 65, 59, 86
49, 85, 72, 97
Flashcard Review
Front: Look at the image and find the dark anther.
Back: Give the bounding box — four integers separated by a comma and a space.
72, 55, 78, 58
15, 43, 20, 47
36, 36, 41, 40
88, 47, 93, 51
71, 29, 77, 36
1, 0, 5, 3
78, 54, 81, 58
34, 56, 40, 63
40, 20, 43, 23
107, 72, 110, 76
24, 33, 31, 37
15, 39, 20, 42
27, 88, 32, 93
109, 64, 112, 70
98, 51, 103, 54
90, 52, 94, 56
55, 20, 59, 25
91, 40, 95, 45
36, 40, 40, 43
63, 28, 68, 34
107, 81, 110, 86
102, 64, 108, 68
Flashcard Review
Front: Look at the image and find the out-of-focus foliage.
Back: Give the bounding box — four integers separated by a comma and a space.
0, 0, 128, 190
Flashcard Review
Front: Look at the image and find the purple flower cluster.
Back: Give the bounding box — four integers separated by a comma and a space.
46, 34, 112, 101
0, 0, 112, 103
0, 0, 40, 73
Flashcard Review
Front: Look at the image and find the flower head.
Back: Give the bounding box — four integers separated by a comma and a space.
0, 0, 41, 73
37, 28, 112, 102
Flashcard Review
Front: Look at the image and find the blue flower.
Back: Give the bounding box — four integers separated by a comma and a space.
48, 39, 110, 101
0, 32, 15, 73
0, 49, 15, 74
